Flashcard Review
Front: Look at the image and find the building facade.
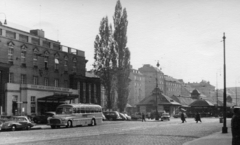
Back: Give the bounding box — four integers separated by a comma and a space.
138, 64, 165, 97
0, 24, 100, 116
128, 68, 145, 107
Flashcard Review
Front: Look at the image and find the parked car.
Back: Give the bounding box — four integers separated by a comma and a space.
131, 112, 142, 120
123, 113, 131, 120
173, 113, 181, 118
161, 113, 170, 121
119, 113, 127, 120
33, 112, 56, 124
1, 116, 35, 131
103, 111, 121, 121
102, 113, 106, 121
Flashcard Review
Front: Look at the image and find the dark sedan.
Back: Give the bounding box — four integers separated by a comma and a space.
1, 116, 34, 131
103, 111, 121, 121
33, 112, 56, 124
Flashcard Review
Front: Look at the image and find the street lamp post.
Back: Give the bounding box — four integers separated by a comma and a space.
155, 61, 160, 120
222, 33, 228, 133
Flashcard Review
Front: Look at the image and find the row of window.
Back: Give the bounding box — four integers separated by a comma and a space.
8, 47, 77, 72
2, 29, 60, 49
9, 73, 68, 87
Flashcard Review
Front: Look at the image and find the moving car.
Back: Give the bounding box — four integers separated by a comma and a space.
103, 111, 121, 121
1, 116, 34, 131
33, 112, 56, 124
161, 113, 170, 121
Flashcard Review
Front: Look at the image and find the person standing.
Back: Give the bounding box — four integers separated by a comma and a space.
180, 112, 186, 123
142, 112, 146, 122
195, 112, 202, 123
231, 107, 240, 145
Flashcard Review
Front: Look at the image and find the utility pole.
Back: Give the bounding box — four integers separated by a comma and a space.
222, 32, 228, 133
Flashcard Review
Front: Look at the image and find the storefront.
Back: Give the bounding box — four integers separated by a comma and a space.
5, 83, 78, 115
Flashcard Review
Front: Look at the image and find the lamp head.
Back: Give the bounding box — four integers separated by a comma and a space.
4, 19, 7, 25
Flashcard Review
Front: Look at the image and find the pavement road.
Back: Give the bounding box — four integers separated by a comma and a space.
0, 118, 231, 145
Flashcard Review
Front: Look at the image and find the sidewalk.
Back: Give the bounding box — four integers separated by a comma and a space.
183, 127, 232, 145
31, 124, 50, 130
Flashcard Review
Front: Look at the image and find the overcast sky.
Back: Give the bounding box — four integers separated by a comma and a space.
0, 0, 240, 88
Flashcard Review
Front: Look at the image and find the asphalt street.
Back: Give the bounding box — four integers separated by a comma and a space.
0, 118, 230, 145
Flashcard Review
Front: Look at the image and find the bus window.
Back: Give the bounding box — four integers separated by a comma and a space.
73, 108, 77, 113
80, 107, 85, 113
56, 108, 63, 114
65, 108, 73, 114
86, 107, 90, 113
77, 108, 81, 113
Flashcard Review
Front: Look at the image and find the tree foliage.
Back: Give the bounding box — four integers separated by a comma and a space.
93, 17, 117, 110
113, 0, 131, 112
93, 0, 131, 112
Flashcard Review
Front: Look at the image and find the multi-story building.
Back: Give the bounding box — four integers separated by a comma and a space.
138, 64, 165, 97
0, 24, 101, 116
187, 80, 215, 99
164, 75, 182, 97
128, 68, 145, 106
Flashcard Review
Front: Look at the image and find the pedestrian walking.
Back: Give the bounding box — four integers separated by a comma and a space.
180, 112, 186, 123
195, 112, 202, 123
142, 113, 146, 122
231, 107, 240, 145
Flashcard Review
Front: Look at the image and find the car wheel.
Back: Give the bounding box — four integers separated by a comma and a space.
109, 118, 113, 121
11, 125, 16, 131
66, 120, 72, 128
91, 119, 96, 126
51, 125, 56, 129
26, 125, 31, 130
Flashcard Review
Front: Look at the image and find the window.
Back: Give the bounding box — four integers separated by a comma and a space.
44, 78, 49, 86
73, 58, 77, 72
21, 74, 26, 84
44, 57, 48, 69
0, 29, 2, 35
31, 96, 36, 114
55, 58, 59, 70
6, 31, 16, 39
33, 76, 38, 85
9, 73, 14, 83
53, 43, 60, 50
32, 38, 40, 45
64, 80, 68, 88
89, 84, 91, 103
33, 54, 38, 66
19, 34, 28, 42
8, 48, 13, 63
83, 82, 86, 103
64, 56, 68, 71
54, 79, 59, 87
21, 51, 26, 64
43, 40, 50, 48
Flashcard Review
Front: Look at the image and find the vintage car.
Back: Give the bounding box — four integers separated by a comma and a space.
33, 112, 56, 124
161, 113, 170, 121
103, 111, 122, 121
0, 116, 35, 131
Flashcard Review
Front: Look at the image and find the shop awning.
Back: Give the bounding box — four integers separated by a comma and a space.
38, 94, 78, 102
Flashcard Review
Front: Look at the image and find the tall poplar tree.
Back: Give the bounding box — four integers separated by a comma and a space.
93, 17, 117, 110
113, 0, 131, 112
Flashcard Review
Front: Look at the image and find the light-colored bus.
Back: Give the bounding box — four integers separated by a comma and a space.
48, 103, 102, 129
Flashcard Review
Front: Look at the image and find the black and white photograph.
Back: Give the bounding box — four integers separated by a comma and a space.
0, 0, 239, 144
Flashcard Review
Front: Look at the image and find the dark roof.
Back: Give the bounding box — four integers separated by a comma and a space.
189, 99, 214, 107
138, 93, 180, 106
170, 95, 195, 106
